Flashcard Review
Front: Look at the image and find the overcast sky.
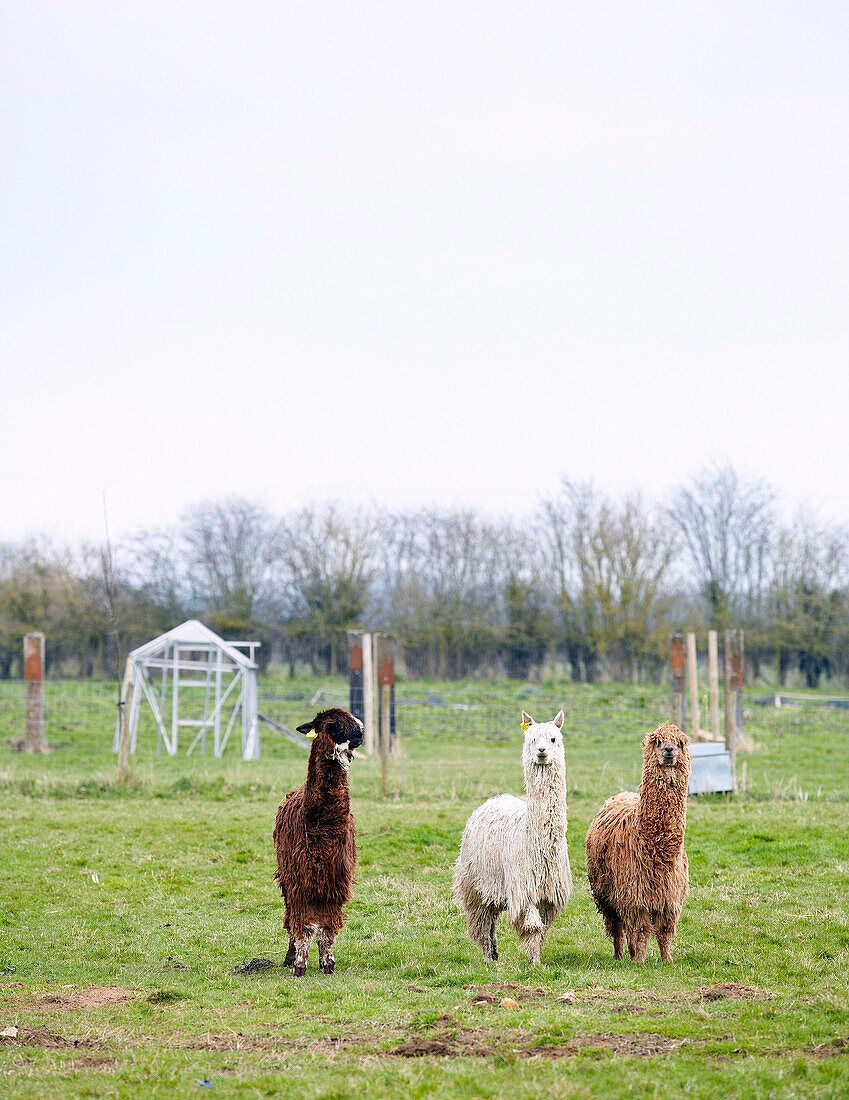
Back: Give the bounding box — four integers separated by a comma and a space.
2, 1, 848, 543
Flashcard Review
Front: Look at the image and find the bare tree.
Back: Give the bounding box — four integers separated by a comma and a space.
539, 481, 676, 680
180, 497, 279, 624
376, 508, 536, 678
768, 510, 848, 687
275, 505, 378, 674
666, 462, 776, 628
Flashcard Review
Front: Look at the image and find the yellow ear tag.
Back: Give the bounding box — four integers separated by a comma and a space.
521, 721, 531, 732
307, 730, 317, 739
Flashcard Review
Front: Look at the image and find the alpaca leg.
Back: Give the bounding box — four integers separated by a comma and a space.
488, 910, 500, 961
655, 912, 678, 962
293, 925, 317, 977
631, 926, 651, 964
467, 904, 498, 961
537, 901, 556, 956
317, 928, 337, 975
655, 929, 674, 962
520, 930, 544, 965
282, 907, 296, 967
518, 905, 545, 965
598, 902, 625, 960
603, 910, 626, 961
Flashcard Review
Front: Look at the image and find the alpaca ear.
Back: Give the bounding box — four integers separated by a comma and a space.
553, 709, 564, 729
521, 711, 534, 731
641, 733, 650, 748
296, 722, 314, 735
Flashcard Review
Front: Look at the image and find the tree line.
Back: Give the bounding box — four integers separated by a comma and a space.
1, 463, 847, 687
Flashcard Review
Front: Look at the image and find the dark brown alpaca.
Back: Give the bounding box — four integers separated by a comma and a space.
273, 708, 364, 976
585, 723, 691, 963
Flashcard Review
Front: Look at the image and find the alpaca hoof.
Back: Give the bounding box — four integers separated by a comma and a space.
491, 948, 498, 961
293, 964, 306, 977
322, 961, 335, 975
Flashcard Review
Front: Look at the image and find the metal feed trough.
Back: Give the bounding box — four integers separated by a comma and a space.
688, 741, 734, 795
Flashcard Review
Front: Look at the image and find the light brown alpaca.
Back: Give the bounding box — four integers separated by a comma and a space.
585, 723, 691, 963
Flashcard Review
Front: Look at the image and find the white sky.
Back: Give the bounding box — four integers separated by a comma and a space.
2, 1, 848, 543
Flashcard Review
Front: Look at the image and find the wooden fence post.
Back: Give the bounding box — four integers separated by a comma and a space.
380, 681, 391, 799
375, 634, 397, 756
669, 634, 685, 730
724, 630, 744, 790
362, 633, 375, 756
24, 632, 46, 754
686, 632, 700, 739
347, 631, 365, 725
708, 630, 720, 740
117, 656, 135, 784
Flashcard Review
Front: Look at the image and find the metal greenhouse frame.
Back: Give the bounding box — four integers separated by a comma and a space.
112, 619, 260, 760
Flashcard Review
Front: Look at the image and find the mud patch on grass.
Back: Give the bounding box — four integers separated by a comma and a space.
390, 1026, 500, 1058
389, 1028, 685, 1060
809, 1037, 848, 1059
38, 986, 138, 1011
467, 982, 549, 1006
576, 984, 774, 1010
232, 958, 276, 976
697, 983, 773, 1002
180, 1032, 379, 1054
68, 1054, 115, 1071
162, 956, 190, 971
0, 1026, 100, 1050
392, 1037, 468, 1058
526, 1033, 687, 1059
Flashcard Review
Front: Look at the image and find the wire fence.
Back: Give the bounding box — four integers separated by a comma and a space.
0, 679, 847, 801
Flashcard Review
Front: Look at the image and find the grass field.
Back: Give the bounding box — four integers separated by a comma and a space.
1, 679, 848, 1097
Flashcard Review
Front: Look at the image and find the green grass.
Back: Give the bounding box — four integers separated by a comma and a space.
1, 678, 848, 1096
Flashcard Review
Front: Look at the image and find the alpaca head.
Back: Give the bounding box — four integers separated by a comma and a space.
641, 722, 691, 785
297, 708, 365, 771
520, 710, 566, 774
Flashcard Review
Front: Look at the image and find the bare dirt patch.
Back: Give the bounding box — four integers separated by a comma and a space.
0, 1026, 100, 1050
697, 983, 773, 1002
232, 958, 276, 976
162, 956, 190, 971
525, 1033, 687, 1059
572, 984, 774, 1011
392, 1037, 469, 1058
179, 1031, 378, 1055
68, 1055, 115, 1071
467, 982, 549, 1006
389, 1027, 685, 1060
809, 1037, 848, 1060
38, 985, 138, 1011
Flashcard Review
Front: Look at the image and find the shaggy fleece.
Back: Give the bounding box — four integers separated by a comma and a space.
585, 722, 691, 963
453, 712, 572, 964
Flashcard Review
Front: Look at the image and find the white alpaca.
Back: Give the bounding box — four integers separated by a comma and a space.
453, 710, 572, 965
